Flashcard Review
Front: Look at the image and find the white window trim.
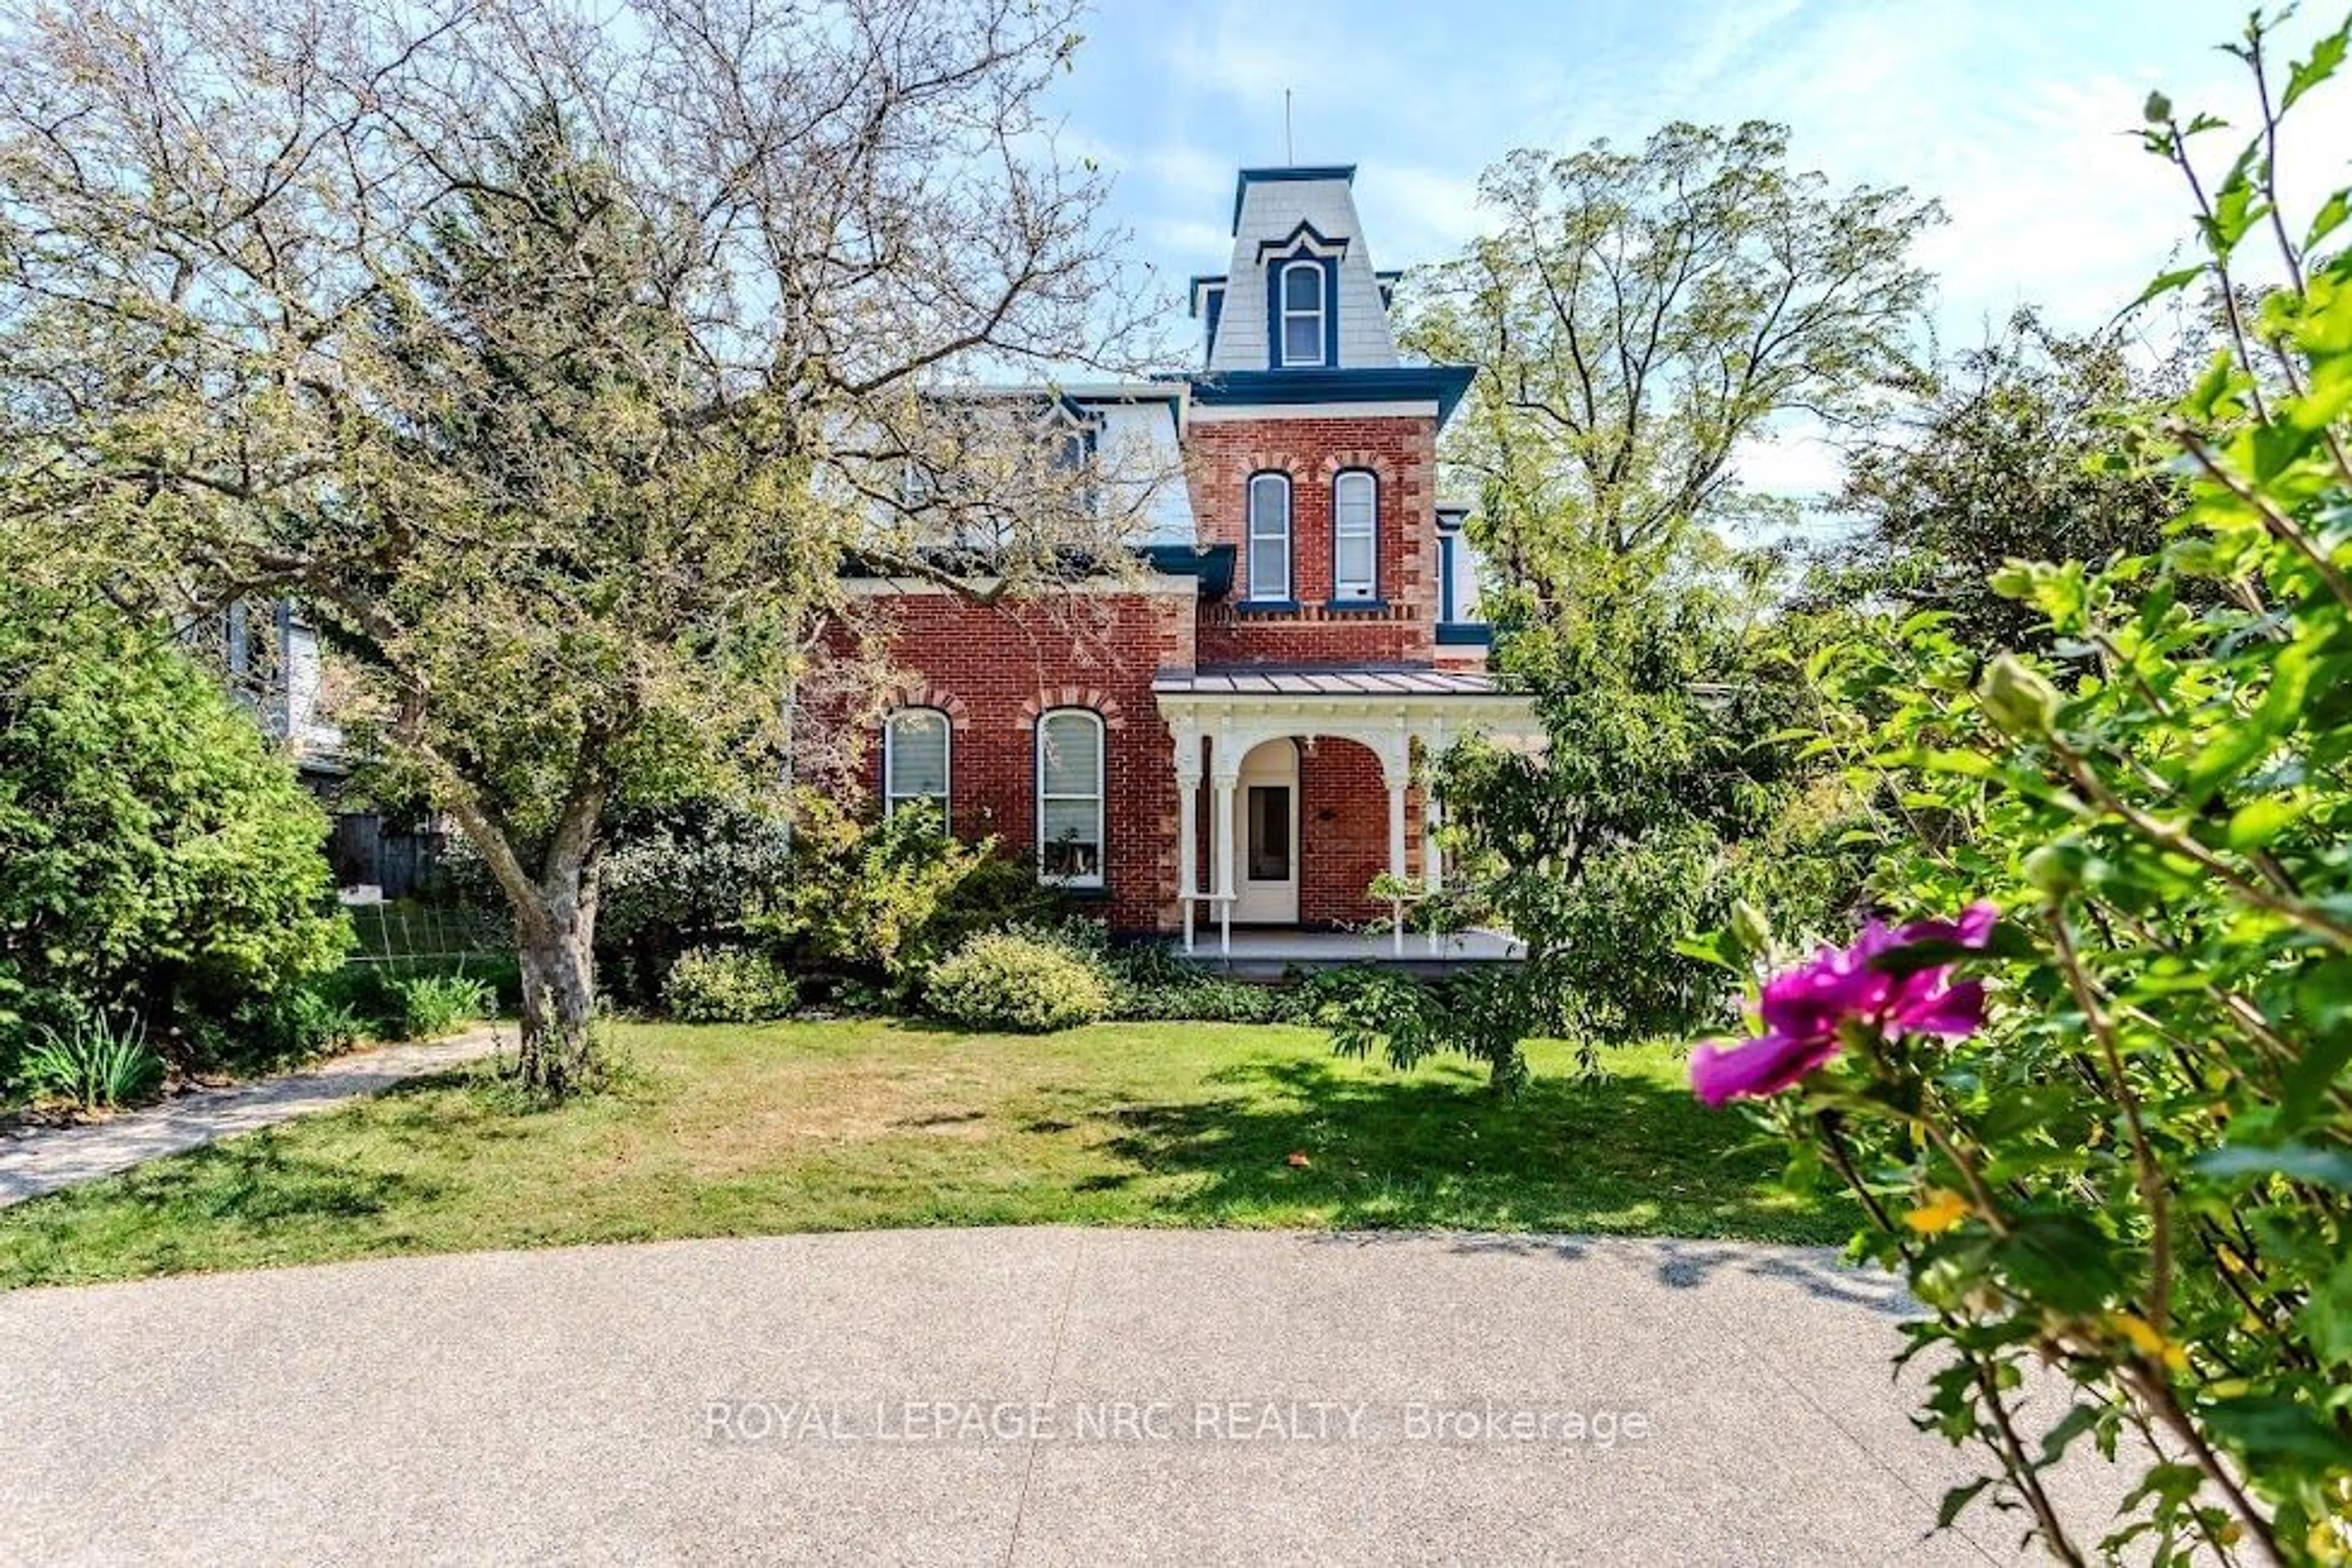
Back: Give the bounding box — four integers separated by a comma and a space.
883, 707, 952, 820
1278, 259, 1326, 368
1246, 472, 1292, 602
1332, 470, 1378, 600
1035, 708, 1106, 889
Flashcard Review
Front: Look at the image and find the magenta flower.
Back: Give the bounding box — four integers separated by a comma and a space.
1691, 903, 1997, 1107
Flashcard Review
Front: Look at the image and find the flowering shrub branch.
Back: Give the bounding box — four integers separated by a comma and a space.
1687, 15, 2352, 1562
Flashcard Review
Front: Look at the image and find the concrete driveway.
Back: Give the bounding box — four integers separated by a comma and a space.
0, 1229, 2110, 1565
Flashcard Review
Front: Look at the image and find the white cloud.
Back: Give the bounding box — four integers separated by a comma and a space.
1732, 423, 1844, 499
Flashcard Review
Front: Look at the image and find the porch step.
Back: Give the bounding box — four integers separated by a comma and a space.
1167, 927, 1523, 980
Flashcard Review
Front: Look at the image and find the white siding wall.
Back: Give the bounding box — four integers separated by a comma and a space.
1090, 398, 1197, 546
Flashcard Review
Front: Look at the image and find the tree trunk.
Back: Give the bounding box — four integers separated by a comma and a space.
514, 863, 602, 1096
428, 751, 611, 1098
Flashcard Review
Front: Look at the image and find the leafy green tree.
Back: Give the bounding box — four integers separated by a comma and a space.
1823, 310, 2197, 649
1329, 559, 1836, 1090
1403, 119, 1939, 582
0, 594, 347, 1060
1348, 123, 1932, 1085
0, 0, 1139, 1093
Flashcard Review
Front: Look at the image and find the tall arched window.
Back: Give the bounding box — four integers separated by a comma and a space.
1036, 709, 1105, 888
1278, 260, 1326, 368
1246, 473, 1292, 603
1332, 470, 1378, 600
883, 707, 951, 822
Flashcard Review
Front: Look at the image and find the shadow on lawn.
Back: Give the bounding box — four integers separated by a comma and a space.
1094, 1052, 1857, 1245
160, 1133, 452, 1226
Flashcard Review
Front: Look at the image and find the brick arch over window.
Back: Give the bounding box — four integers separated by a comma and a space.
1017, 689, 1128, 732
1236, 447, 1310, 481
882, 679, 972, 732
1314, 450, 1401, 490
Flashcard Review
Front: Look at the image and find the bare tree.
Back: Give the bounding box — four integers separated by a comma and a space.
0, 0, 1158, 1092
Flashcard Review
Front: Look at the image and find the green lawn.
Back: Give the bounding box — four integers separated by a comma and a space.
0, 1019, 1855, 1289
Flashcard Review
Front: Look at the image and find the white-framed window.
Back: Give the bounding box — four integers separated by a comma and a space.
1246, 472, 1292, 601
1036, 709, 1106, 888
883, 707, 951, 821
1332, 470, 1377, 600
1279, 260, 1325, 368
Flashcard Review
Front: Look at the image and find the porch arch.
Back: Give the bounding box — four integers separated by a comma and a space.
1155, 669, 1542, 956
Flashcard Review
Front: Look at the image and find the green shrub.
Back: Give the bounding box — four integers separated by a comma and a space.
1114, 980, 1291, 1025
382, 973, 491, 1039
312, 957, 520, 1035
924, 932, 1110, 1033
0, 594, 350, 1058
1099, 939, 1304, 1025
762, 799, 1063, 995
13, 1012, 164, 1111
661, 946, 799, 1024
249, 987, 368, 1061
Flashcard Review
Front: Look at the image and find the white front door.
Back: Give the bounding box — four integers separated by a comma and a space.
1232, 739, 1300, 925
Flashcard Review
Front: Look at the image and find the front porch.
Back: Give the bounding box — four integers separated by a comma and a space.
1153, 666, 1542, 962
1168, 925, 1525, 979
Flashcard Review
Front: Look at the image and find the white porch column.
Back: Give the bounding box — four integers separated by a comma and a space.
1424, 716, 1446, 956
1384, 718, 1409, 958
1173, 718, 1202, 955
1212, 720, 1238, 959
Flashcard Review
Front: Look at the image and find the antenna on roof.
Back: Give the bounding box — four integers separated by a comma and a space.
1284, 89, 1294, 164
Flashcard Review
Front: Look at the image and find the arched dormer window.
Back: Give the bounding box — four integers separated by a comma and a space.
883, 707, 951, 822
1331, 470, 1377, 601
1278, 260, 1327, 368
1036, 709, 1106, 888
1245, 472, 1292, 603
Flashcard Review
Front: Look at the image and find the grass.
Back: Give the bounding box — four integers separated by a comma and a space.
0, 1019, 1857, 1290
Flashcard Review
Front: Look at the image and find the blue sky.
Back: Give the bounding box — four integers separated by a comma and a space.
1039, 1, 2352, 497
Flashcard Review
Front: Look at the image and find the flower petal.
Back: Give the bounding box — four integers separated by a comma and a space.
1892, 978, 1985, 1037
1689, 1030, 1841, 1106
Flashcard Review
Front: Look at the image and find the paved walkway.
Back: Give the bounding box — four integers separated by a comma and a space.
0, 1028, 503, 1207
0, 1229, 2127, 1564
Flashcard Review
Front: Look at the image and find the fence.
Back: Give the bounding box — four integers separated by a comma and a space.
344, 902, 507, 965
329, 813, 448, 900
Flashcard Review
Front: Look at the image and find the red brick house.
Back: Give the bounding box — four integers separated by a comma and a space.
834, 165, 1538, 955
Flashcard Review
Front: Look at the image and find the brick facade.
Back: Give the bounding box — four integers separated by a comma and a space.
835, 590, 1191, 933
803, 164, 1491, 940
1298, 737, 1423, 927
1186, 417, 1439, 667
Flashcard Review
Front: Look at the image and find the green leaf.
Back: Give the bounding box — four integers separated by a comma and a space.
2202, 1395, 2352, 1468
2181, 644, 2313, 801
2301, 1253, 2352, 1366
2225, 794, 2304, 850
2195, 1142, 2352, 1190
2285, 21, 2351, 111
1672, 929, 1743, 973
2280, 961, 2352, 1132
2309, 189, 2352, 251
1991, 1212, 2124, 1314
2128, 265, 2204, 312
1913, 748, 2002, 780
